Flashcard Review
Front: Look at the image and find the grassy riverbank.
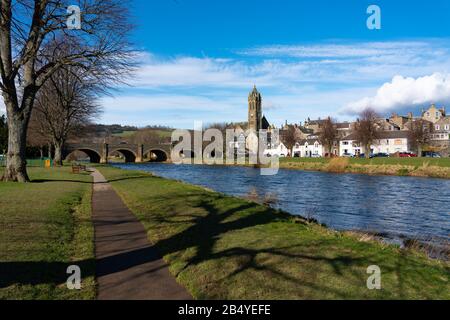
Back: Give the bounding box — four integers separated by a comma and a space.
99, 165, 449, 300
279, 157, 450, 179
0, 167, 95, 300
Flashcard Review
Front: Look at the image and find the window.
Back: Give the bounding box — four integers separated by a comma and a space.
445, 125, 449, 131
436, 125, 440, 131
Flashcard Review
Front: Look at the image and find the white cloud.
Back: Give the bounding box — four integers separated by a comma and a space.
132, 55, 265, 88
341, 73, 450, 115
239, 41, 441, 59
101, 39, 450, 126
127, 40, 450, 93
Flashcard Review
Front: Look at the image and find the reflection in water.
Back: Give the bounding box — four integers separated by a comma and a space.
114, 163, 450, 245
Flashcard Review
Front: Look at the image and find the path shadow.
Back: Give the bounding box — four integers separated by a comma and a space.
31, 179, 92, 184
0, 246, 163, 289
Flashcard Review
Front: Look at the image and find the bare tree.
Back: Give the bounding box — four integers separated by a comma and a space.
33, 66, 102, 165
408, 119, 433, 157
281, 125, 297, 157
319, 117, 338, 157
0, 0, 133, 181
132, 129, 171, 146
353, 108, 380, 159
27, 110, 50, 158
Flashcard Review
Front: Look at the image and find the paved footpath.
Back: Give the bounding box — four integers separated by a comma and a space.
91, 169, 192, 300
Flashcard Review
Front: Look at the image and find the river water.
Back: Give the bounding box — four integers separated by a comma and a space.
114, 163, 450, 246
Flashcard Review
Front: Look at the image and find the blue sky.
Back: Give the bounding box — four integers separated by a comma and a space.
97, 0, 450, 127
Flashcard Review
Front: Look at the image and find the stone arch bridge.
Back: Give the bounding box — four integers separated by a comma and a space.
64, 143, 172, 163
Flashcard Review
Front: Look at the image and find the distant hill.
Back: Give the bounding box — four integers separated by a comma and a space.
84, 124, 139, 136
68, 124, 174, 145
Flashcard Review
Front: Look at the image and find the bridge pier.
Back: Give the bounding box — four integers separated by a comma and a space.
101, 143, 109, 164
136, 144, 144, 163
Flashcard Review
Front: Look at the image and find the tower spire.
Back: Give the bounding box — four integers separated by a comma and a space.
248, 85, 262, 132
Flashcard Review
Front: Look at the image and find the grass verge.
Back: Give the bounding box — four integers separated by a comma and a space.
99, 165, 449, 300
0, 167, 95, 300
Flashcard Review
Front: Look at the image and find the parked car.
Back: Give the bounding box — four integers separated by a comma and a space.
399, 152, 417, 158
372, 153, 390, 158
355, 153, 374, 158
342, 153, 353, 158
423, 151, 441, 158
324, 153, 338, 158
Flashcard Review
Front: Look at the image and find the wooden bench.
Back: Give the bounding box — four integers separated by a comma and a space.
72, 164, 87, 174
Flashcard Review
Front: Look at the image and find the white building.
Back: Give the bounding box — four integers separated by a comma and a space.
339, 131, 410, 156
264, 142, 290, 157
293, 138, 324, 158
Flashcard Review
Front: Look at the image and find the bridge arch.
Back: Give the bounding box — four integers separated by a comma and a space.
109, 148, 137, 163
66, 148, 102, 163
145, 149, 169, 162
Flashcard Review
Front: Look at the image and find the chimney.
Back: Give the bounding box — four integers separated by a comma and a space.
441, 107, 446, 116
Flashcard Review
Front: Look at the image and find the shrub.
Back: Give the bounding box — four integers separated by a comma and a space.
326, 157, 349, 173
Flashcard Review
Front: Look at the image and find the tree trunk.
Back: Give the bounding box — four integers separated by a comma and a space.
39, 147, 44, 159
53, 140, 64, 166
417, 145, 423, 158
365, 144, 371, 159
48, 142, 52, 159
2, 115, 30, 182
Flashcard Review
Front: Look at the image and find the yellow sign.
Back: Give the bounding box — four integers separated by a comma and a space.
45, 159, 51, 168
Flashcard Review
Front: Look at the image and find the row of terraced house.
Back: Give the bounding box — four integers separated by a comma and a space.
266, 104, 450, 158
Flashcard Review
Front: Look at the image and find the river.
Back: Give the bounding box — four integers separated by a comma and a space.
113, 163, 450, 246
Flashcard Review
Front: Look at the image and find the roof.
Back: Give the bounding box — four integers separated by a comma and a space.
299, 127, 314, 134
342, 130, 410, 141
336, 122, 351, 129
436, 116, 450, 125
297, 138, 321, 145
306, 119, 327, 126
262, 116, 270, 130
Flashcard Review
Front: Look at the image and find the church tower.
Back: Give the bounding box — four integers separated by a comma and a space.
248, 85, 262, 132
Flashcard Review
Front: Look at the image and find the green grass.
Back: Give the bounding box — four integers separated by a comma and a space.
0, 167, 95, 300
99, 166, 450, 300
112, 129, 172, 139
112, 130, 137, 138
